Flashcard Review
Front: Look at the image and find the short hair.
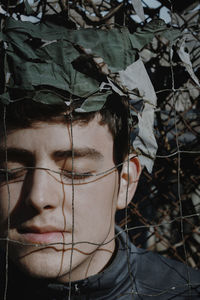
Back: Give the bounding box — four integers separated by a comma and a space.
0, 93, 131, 172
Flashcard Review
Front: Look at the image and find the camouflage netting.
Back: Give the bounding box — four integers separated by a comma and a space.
0, 0, 200, 270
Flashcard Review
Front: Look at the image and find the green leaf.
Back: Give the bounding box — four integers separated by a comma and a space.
75, 91, 112, 113
33, 91, 65, 105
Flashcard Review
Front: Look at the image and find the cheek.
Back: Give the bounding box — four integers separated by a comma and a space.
69, 172, 119, 231
0, 182, 22, 225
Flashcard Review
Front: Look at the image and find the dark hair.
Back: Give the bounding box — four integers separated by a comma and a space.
0, 94, 130, 172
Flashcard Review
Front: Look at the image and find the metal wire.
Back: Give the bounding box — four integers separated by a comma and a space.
3, 106, 10, 300
0, 0, 200, 299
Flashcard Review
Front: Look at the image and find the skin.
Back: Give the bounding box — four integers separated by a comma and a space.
0, 115, 140, 282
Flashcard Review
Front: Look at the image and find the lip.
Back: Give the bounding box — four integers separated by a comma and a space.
18, 225, 68, 244
19, 231, 64, 244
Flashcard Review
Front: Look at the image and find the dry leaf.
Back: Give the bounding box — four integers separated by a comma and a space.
131, 0, 145, 22
177, 37, 200, 87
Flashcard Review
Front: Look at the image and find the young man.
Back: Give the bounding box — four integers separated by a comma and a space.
0, 14, 199, 300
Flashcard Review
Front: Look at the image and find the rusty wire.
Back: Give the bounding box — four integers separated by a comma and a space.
0, 0, 200, 299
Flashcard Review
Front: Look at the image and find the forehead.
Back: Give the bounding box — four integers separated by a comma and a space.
1, 115, 113, 158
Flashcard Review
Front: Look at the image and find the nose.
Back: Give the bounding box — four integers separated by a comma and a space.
24, 167, 60, 213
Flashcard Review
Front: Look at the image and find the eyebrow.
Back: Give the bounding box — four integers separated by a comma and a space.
0, 146, 104, 164
53, 147, 104, 161
0, 147, 35, 165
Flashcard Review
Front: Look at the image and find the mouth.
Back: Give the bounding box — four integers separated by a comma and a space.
17, 226, 67, 244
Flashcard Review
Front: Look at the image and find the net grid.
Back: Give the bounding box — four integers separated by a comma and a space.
0, 0, 199, 299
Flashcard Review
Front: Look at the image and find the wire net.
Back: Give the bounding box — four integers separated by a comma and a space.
0, 0, 200, 299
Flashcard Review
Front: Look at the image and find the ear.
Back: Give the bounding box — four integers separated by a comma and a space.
116, 155, 141, 210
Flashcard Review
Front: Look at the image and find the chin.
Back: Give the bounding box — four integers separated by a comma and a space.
8, 245, 73, 279
8, 244, 91, 281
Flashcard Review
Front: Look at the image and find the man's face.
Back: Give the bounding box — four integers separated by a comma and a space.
0, 115, 120, 281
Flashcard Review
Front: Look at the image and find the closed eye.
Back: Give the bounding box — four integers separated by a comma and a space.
60, 169, 93, 181
0, 168, 27, 182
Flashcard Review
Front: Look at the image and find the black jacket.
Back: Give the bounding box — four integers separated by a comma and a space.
1, 227, 200, 300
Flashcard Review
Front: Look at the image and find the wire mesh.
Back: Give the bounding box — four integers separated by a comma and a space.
0, 0, 199, 299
